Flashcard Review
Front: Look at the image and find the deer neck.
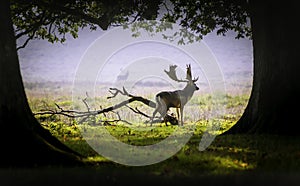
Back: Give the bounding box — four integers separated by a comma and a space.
180, 83, 196, 101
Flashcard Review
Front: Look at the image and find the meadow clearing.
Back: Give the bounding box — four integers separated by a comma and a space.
21, 81, 300, 179
0, 79, 289, 186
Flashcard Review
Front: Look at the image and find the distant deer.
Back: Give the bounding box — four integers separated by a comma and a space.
117, 70, 129, 81
151, 64, 199, 126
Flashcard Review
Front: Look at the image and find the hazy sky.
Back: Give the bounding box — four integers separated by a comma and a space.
17, 26, 253, 94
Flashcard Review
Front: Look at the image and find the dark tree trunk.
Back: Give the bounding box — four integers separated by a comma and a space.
224, 1, 300, 135
0, 0, 83, 167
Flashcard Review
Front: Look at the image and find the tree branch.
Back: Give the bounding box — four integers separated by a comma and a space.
16, 32, 36, 51
41, 1, 110, 30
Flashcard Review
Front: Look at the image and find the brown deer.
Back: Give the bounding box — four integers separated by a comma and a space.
151, 64, 199, 126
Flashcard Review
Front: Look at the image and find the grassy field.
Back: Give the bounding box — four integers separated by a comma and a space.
7, 82, 299, 185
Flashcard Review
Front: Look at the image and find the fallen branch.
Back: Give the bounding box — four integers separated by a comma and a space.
34, 87, 178, 125
125, 105, 151, 118
107, 87, 156, 108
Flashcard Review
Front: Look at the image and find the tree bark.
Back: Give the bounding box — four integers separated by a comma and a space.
0, 0, 83, 167
224, 1, 300, 135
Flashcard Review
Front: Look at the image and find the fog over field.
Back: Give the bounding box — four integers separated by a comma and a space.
17, 27, 253, 95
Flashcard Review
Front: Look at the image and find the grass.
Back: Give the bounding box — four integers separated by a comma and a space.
40, 122, 300, 175
9, 83, 299, 185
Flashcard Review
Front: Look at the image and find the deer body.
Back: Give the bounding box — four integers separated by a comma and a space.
151, 64, 199, 126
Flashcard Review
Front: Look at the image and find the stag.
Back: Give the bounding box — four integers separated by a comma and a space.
151, 64, 199, 126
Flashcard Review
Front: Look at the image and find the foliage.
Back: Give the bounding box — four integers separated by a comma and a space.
11, 0, 162, 49
163, 0, 251, 39
11, 0, 251, 49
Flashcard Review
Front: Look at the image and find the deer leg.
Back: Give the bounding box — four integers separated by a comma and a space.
151, 96, 161, 126
151, 105, 160, 126
159, 105, 167, 121
180, 107, 184, 126
151, 98, 167, 126
176, 108, 180, 124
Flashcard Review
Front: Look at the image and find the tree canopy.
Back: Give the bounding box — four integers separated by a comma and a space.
12, 0, 251, 50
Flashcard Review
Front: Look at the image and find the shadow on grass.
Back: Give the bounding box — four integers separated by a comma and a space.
1, 134, 300, 185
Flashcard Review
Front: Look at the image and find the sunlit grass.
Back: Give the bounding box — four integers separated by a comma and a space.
24, 84, 300, 177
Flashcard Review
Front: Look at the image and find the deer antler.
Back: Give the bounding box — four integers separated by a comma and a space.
164, 65, 188, 82
186, 64, 192, 81
186, 64, 199, 82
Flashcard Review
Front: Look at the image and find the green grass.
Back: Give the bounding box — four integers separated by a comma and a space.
39, 122, 300, 176
24, 87, 300, 180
